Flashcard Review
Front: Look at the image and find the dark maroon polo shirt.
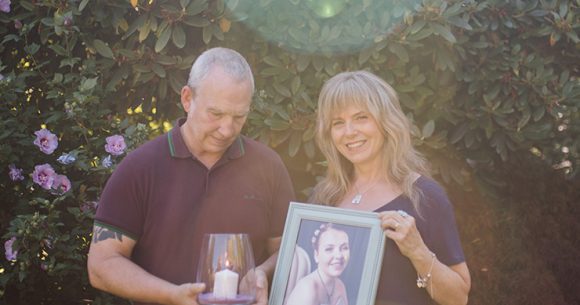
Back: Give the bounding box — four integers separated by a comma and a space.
95, 119, 295, 289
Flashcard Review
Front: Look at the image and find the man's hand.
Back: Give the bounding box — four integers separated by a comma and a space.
169, 283, 206, 305
254, 268, 269, 305
239, 268, 269, 305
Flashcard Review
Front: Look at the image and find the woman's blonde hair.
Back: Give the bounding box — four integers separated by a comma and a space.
311, 70, 429, 211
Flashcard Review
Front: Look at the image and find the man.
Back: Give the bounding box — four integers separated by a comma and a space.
87, 47, 295, 305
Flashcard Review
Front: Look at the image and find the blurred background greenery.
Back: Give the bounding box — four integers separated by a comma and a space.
0, 0, 578, 304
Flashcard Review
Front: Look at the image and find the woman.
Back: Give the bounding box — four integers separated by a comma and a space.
310, 71, 471, 305
285, 223, 350, 305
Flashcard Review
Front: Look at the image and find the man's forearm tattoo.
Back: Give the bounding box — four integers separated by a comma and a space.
92, 225, 123, 243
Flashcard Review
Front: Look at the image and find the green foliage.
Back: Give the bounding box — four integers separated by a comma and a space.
0, 0, 578, 304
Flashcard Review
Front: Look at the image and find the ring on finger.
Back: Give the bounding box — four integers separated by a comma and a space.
397, 210, 409, 218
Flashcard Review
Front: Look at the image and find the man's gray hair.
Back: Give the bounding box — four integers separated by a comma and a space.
187, 47, 254, 93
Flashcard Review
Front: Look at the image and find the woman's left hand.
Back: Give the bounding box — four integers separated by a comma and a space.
378, 210, 428, 259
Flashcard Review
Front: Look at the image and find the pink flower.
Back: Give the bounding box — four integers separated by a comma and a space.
8, 164, 24, 181
32, 163, 56, 190
105, 135, 126, 156
0, 0, 10, 13
34, 129, 59, 155
52, 174, 71, 194
4, 237, 17, 261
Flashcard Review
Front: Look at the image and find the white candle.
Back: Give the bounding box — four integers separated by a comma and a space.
213, 268, 239, 299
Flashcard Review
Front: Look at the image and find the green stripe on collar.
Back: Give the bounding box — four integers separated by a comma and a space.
238, 136, 245, 155
167, 131, 176, 157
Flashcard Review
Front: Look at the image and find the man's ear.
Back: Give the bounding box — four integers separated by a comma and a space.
180, 85, 194, 112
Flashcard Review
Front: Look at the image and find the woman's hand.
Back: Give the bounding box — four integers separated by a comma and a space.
378, 210, 428, 259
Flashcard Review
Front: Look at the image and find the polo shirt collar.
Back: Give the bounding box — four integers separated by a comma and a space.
167, 118, 245, 160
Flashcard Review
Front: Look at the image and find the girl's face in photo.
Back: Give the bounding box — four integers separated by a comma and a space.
315, 228, 350, 277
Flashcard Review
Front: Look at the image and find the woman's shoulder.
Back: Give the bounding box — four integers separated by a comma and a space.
415, 175, 445, 194
415, 175, 452, 208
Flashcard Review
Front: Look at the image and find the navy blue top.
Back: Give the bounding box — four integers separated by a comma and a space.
373, 176, 465, 305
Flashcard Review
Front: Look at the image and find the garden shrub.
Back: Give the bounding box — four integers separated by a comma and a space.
0, 0, 578, 304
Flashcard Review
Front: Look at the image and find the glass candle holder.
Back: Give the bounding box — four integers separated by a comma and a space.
197, 233, 257, 305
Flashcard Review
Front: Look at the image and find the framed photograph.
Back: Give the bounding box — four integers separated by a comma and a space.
269, 202, 386, 305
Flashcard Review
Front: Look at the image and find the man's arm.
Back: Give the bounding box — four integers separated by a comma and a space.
87, 224, 205, 305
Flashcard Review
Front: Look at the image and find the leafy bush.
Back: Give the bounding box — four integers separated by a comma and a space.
0, 0, 578, 304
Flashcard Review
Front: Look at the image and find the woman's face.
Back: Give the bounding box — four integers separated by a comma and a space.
315, 228, 350, 277
329, 104, 384, 169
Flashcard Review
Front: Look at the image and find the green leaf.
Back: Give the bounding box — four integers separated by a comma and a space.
431, 23, 456, 43
408, 26, 433, 41
202, 26, 212, 44
449, 123, 468, 144
79, 0, 90, 11
288, 131, 302, 157
408, 20, 426, 34
296, 55, 310, 72
422, 120, 435, 138
273, 83, 291, 98
291, 76, 301, 95
187, 0, 208, 15
448, 16, 472, 30
155, 26, 172, 53
139, 18, 152, 42
532, 106, 545, 122
264, 56, 284, 67
183, 16, 210, 27
388, 44, 409, 62
93, 39, 114, 59
80, 77, 98, 91
172, 25, 186, 48
49, 44, 67, 56
24, 43, 40, 55
151, 63, 166, 78
302, 124, 315, 141
517, 109, 531, 131
122, 14, 147, 40
265, 118, 290, 131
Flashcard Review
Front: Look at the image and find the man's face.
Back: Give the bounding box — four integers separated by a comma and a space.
181, 67, 253, 165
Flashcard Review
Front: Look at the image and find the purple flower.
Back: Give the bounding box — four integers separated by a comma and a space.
105, 135, 126, 156
52, 174, 71, 194
0, 0, 10, 13
8, 164, 24, 181
101, 155, 112, 168
4, 237, 17, 261
57, 153, 76, 165
14, 19, 22, 29
34, 129, 59, 155
40, 263, 48, 271
32, 163, 56, 190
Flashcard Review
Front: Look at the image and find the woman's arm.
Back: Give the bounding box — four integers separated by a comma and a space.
379, 211, 471, 305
